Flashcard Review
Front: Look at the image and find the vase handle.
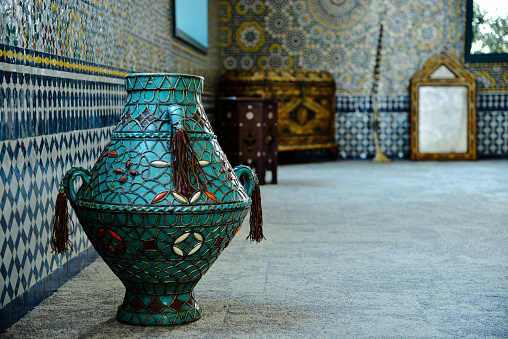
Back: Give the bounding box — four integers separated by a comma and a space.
168, 104, 185, 131
62, 167, 91, 205
233, 165, 257, 198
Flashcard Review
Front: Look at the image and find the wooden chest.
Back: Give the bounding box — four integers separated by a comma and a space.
219, 70, 338, 156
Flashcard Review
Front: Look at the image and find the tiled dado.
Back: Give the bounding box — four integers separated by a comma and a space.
0, 61, 125, 141
0, 44, 127, 78
476, 92, 508, 157
336, 92, 508, 159
336, 94, 411, 159
0, 127, 113, 312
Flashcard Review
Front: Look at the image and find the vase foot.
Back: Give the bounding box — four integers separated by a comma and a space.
117, 290, 201, 326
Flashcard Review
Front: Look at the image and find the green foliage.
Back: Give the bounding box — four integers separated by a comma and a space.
472, 2, 508, 54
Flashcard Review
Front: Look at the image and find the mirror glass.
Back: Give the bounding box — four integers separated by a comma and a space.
418, 86, 468, 154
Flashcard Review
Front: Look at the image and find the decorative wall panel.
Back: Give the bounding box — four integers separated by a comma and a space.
336, 94, 410, 159
0, 126, 112, 308
0, 0, 220, 331
219, 0, 508, 159
0, 62, 125, 141
477, 92, 508, 157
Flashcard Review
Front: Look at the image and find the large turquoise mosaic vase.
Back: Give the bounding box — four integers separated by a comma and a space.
60, 73, 258, 326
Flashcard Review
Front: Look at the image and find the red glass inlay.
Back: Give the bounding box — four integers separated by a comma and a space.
129, 170, 137, 176
114, 169, 122, 174
126, 161, 132, 169
107, 229, 123, 242
204, 191, 218, 202
108, 150, 118, 157
97, 228, 125, 254
120, 176, 126, 184
116, 244, 126, 254
152, 191, 168, 203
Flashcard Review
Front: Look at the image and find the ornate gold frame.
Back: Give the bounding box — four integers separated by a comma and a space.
410, 54, 477, 160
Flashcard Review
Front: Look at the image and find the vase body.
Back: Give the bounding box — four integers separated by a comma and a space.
61, 73, 256, 326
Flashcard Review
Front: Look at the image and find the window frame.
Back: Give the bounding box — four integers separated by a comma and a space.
464, 0, 508, 63
173, 0, 209, 55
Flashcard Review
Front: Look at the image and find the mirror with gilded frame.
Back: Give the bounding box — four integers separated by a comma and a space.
410, 54, 477, 160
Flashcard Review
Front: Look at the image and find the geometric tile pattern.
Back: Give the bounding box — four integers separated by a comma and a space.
477, 91, 508, 111
0, 247, 99, 333
0, 62, 125, 141
0, 127, 113, 309
466, 64, 508, 91
0, 0, 220, 87
220, 0, 470, 93
336, 94, 410, 159
336, 92, 508, 159
0, 43, 126, 79
477, 111, 508, 157
476, 92, 508, 157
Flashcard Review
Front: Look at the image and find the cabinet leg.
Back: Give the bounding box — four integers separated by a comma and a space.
271, 166, 278, 184
329, 146, 339, 160
257, 166, 266, 185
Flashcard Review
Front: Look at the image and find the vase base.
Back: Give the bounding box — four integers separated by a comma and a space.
117, 291, 201, 326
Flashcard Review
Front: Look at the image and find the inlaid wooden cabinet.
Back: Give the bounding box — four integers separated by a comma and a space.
218, 97, 278, 185
220, 70, 338, 158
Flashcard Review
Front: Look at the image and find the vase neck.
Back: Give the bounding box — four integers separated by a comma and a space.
117, 74, 212, 134
125, 74, 203, 106
125, 74, 203, 93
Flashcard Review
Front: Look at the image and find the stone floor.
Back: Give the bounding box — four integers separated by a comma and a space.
3, 160, 508, 338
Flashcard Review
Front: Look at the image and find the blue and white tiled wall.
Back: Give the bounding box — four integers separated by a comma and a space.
336, 94, 410, 159
476, 92, 508, 156
336, 91, 508, 159
0, 57, 122, 332
0, 0, 220, 332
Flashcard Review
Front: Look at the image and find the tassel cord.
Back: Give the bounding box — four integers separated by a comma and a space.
171, 126, 209, 196
51, 192, 75, 255
247, 183, 265, 243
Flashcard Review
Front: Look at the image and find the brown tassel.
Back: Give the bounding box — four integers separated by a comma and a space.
51, 191, 74, 254
171, 125, 208, 196
247, 183, 264, 242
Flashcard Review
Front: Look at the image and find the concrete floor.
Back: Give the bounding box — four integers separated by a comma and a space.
3, 160, 508, 338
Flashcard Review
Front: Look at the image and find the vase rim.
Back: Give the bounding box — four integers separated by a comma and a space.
126, 72, 204, 80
